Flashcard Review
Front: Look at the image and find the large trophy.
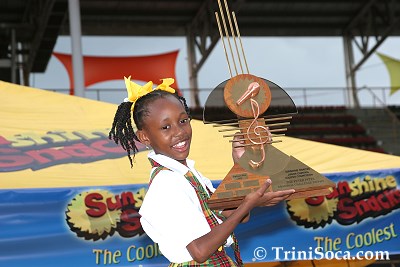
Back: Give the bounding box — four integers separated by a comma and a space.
204, 0, 335, 210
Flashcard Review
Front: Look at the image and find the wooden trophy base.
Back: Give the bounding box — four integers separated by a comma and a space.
207, 145, 335, 210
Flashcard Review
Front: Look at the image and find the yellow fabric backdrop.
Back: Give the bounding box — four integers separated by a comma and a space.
1, 80, 400, 190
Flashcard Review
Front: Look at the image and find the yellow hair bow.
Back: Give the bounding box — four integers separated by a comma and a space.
124, 76, 176, 111
155, 78, 176, 93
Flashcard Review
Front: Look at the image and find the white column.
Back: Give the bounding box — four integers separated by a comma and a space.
68, 0, 85, 97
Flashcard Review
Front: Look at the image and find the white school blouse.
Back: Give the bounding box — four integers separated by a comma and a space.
139, 151, 233, 263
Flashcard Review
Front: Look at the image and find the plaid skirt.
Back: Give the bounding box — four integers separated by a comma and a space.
168, 250, 238, 267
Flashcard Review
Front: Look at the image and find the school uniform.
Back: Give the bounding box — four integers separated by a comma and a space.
139, 151, 241, 266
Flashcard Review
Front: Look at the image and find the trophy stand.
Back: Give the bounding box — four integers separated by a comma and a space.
204, 0, 335, 210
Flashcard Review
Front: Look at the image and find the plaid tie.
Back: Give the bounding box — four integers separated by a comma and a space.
184, 170, 243, 267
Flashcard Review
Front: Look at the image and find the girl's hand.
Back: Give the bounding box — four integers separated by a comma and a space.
243, 179, 295, 208
232, 127, 273, 164
232, 133, 245, 163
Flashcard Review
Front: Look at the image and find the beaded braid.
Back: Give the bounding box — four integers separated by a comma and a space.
109, 90, 190, 167
109, 101, 139, 167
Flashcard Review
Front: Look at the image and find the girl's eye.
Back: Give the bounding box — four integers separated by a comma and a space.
180, 118, 190, 124
161, 125, 170, 130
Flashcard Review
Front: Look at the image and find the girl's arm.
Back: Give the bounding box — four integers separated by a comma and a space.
186, 180, 294, 263
219, 209, 250, 223
185, 130, 289, 262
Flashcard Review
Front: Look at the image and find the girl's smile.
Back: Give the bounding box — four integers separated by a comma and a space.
136, 95, 192, 165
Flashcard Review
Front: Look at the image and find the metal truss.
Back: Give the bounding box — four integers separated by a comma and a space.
343, 0, 400, 107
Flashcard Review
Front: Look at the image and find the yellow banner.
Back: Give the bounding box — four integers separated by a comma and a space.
377, 52, 400, 95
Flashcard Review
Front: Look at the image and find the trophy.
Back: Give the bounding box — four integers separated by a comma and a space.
204, 0, 335, 210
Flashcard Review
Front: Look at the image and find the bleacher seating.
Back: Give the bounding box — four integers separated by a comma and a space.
189, 105, 387, 154
388, 105, 400, 120
286, 106, 387, 153
287, 125, 366, 136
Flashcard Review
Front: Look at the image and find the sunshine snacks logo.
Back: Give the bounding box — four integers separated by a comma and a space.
0, 129, 142, 172
287, 174, 400, 228
66, 188, 146, 241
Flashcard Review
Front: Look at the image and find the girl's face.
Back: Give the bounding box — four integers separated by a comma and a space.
137, 95, 192, 165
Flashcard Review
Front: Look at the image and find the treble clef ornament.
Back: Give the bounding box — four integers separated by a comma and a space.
224, 75, 273, 169
235, 81, 272, 168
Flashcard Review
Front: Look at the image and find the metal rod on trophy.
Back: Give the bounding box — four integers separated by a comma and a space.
212, 116, 293, 127
217, 122, 290, 132
215, 13, 233, 77
232, 12, 249, 74
222, 0, 244, 74
215, 0, 250, 77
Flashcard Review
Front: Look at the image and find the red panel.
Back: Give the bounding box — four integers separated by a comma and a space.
53, 50, 180, 95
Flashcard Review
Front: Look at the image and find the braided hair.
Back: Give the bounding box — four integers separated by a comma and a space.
109, 90, 190, 167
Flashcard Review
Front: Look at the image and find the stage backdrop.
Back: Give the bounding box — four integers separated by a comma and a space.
1, 81, 399, 267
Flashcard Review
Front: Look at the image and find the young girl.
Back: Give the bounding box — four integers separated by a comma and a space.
109, 76, 295, 266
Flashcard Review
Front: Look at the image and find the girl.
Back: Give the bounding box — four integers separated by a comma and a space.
109, 76, 295, 266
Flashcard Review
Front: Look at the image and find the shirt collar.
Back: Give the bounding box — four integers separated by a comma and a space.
148, 150, 195, 176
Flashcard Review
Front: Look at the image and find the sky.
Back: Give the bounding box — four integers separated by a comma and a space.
30, 36, 400, 107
